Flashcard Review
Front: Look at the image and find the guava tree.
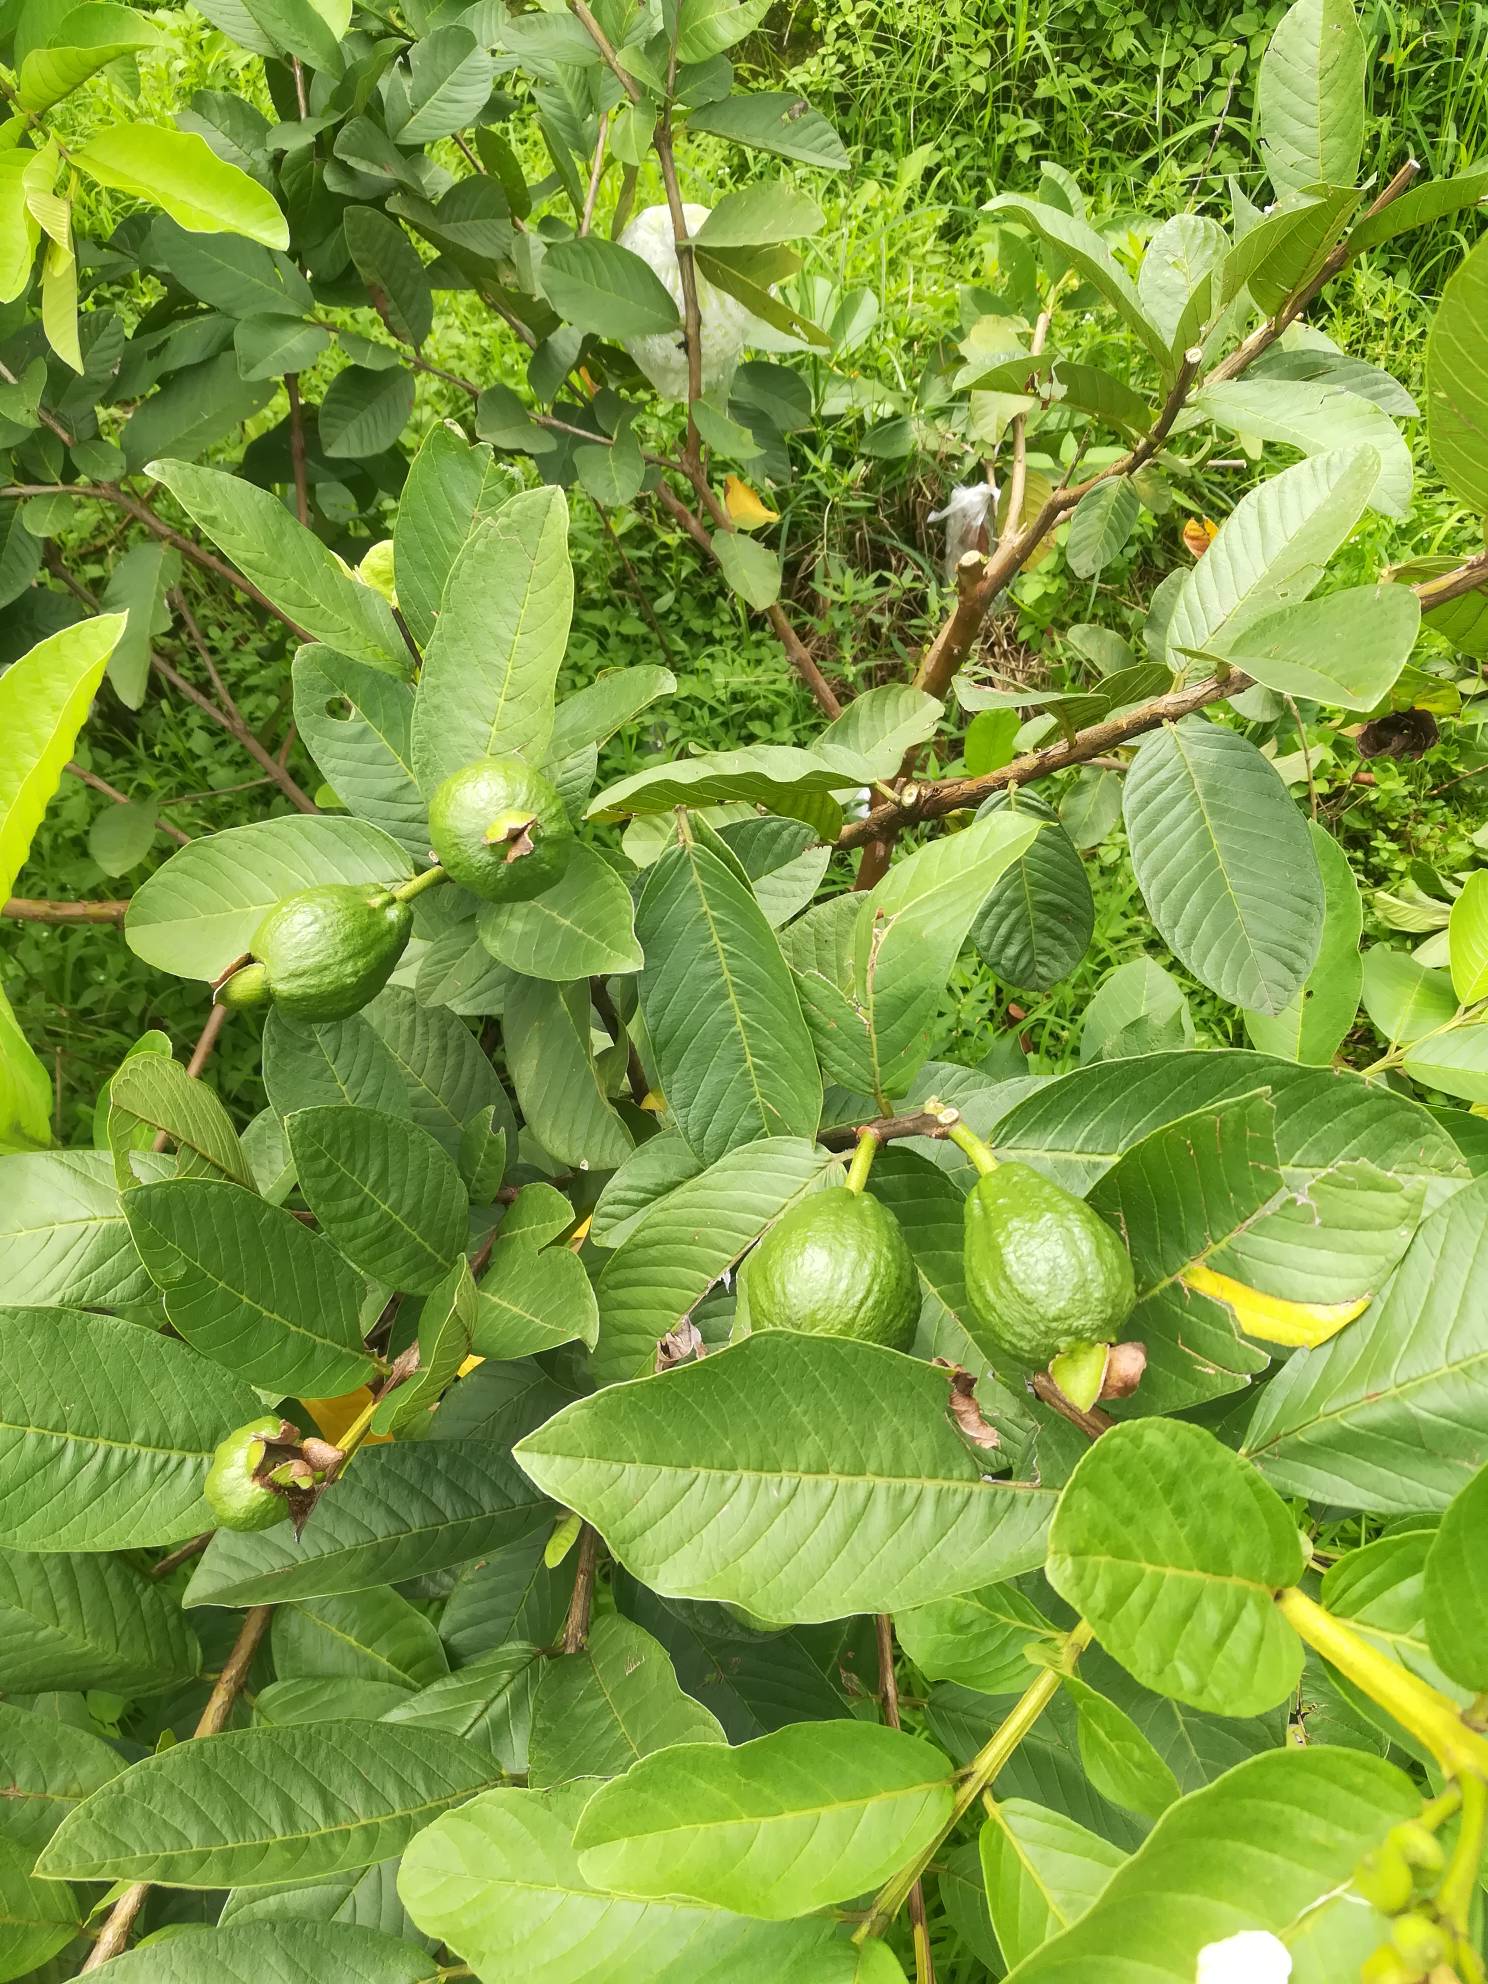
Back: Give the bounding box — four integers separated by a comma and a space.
3, 0, 1488, 1980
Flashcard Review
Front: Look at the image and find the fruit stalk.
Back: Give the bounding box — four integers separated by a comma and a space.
844, 1127, 881, 1195
391, 863, 447, 903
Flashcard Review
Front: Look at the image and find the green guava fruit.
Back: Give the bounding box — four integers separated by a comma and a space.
746, 1186, 919, 1352
429, 756, 573, 904
251, 883, 412, 1022
204, 1415, 291, 1532
962, 1161, 1135, 1364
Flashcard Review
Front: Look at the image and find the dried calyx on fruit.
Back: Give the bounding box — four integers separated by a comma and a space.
428, 755, 574, 905
929, 1101, 1141, 1412
204, 1416, 306, 1533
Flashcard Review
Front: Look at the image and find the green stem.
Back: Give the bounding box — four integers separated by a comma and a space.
1439, 1770, 1487, 1931
391, 864, 447, 903
845, 1129, 881, 1195
854, 1621, 1092, 1944
944, 1116, 998, 1175
1278, 1587, 1488, 1776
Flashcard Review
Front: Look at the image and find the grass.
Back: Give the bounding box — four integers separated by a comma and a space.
9, 0, 1488, 1145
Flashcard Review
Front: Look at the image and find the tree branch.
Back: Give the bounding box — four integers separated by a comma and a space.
156, 599, 319, 816
68, 762, 191, 848
4, 896, 128, 923
819, 1109, 949, 1151
2, 484, 309, 637
560, 1525, 600, 1654
838, 666, 1247, 849
81, 1605, 272, 1969
875, 1614, 935, 1984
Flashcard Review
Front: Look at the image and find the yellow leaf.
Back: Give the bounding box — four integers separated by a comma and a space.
724, 475, 778, 529
1181, 1261, 1370, 1349
301, 1388, 392, 1446
456, 1354, 485, 1378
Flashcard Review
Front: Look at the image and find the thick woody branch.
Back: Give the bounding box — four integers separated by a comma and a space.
838, 539, 1488, 852
837, 667, 1250, 849
819, 1109, 948, 1151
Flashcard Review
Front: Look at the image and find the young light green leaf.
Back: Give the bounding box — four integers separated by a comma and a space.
473, 1239, 598, 1361
384, 1643, 540, 1776
146, 461, 406, 670
1066, 478, 1140, 578
852, 808, 1043, 1097
285, 1104, 467, 1293
0, 1305, 260, 1551
107, 1053, 252, 1188
1422, 1462, 1488, 1691
0, 1147, 163, 1307
1195, 378, 1411, 517
528, 1616, 725, 1788
410, 488, 572, 792
1123, 719, 1324, 1014
477, 845, 642, 980
636, 835, 821, 1165
1213, 582, 1419, 709
983, 195, 1171, 371
130, 813, 412, 983
393, 425, 511, 650
124, 1177, 376, 1395
184, 1440, 548, 1607
292, 647, 427, 862
712, 530, 782, 609
1257, 0, 1366, 198
75, 124, 288, 248
573, 1722, 954, 1919
1427, 230, 1488, 515
70, 1921, 440, 1984
1360, 947, 1457, 1044
1449, 871, 1488, 1005
686, 91, 850, 170
1047, 1418, 1307, 1714
398, 1787, 854, 1983
0, 1545, 200, 1694
590, 745, 846, 836
1403, 1023, 1488, 1101
1002, 1749, 1417, 1984
516, 1333, 1055, 1623
540, 237, 680, 338
896, 1583, 1055, 1694
38, 1723, 503, 1890
1244, 823, 1363, 1063
1062, 1675, 1180, 1818
1164, 447, 1379, 668
0, 613, 124, 899
979, 1799, 1126, 1971
971, 790, 1094, 994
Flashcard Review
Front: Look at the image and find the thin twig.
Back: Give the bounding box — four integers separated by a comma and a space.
560, 1525, 600, 1653
819, 1109, 949, 1151
286, 375, 310, 526
3, 483, 309, 637
875, 1615, 935, 1983
837, 665, 1249, 850
580, 112, 609, 235
67, 763, 191, 847
82, 1605, 272, 1968
1030, 1371, 1115, 1440
148, 1532, 212, 1579
4, 896, 128, 923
